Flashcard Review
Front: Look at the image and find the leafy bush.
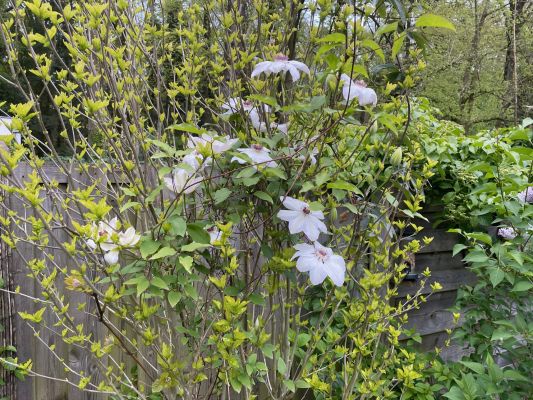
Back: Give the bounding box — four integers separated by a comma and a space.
0, 0, 460, 398
421, 119, 533, 399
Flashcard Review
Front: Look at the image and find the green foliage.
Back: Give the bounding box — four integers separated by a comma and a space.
422, 120, 533, 399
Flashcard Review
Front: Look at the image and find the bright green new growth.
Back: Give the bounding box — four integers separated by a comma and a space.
0, 0, 466, 399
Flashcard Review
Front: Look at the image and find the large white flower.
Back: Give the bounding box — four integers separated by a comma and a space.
163, 168, 202, 194
188, 133, 238, 154
277, 196, 327, 241
231, 144, 278, 168
517, 187, 533, 203
292, 242, 346, 286
86, 218, 140, 265
182, 150, 205, 171
340, 74, 377, 107
251, 54, 310, 81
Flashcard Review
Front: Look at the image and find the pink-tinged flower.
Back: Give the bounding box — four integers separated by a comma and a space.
251, 54, 310, 81
188, 133, 238, 154
340, 74, 377, 107
291, 242, 346, 286
86, 218, 140, 265
517, 187, 533, 203
277, 196, 327, 241
163, 168, 202, 194
231, 144, 278, 168
497, 226, 518, 240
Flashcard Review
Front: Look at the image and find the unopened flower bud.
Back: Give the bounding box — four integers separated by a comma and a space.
390, 147, 403, 166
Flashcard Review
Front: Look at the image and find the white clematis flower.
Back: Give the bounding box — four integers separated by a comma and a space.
188, 133, 238, 154
231, 144, 278, 169
163, 168, 203, 194
277, 196, 327, 241
292, 242, 346, 286
251, 54, 310, 81
340, 74, 377, 107
87, 218, 140, 265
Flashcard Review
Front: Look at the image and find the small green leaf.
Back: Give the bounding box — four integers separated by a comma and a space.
151, 276, 169, 290
181, 242, 211, 252
415, 14, 456, 31
179, 255, 194, 273
511, 280, 532, 292
317, 32, 345, 43
489, 268, 505, 288
140, 239, 160, 259
137, 278, 150, 296
277, 358, 287, 375
214, 188, 232, 204
254, 191, 273, 204
150, 246, 176, 260
168, 291, 181, 307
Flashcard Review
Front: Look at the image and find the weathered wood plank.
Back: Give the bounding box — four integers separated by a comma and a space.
398, 268, 476, 297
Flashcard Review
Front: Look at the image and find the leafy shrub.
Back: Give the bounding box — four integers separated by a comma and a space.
0, 0, 458, 398
421, 120, 533, 399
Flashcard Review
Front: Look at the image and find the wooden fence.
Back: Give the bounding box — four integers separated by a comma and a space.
0, 164, 475, 399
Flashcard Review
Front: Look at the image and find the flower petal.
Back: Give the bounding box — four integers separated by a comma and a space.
281, 196, 308, 211
287, 65, 300, 81
277, 209, 301, 222
309, 266, 328, 285
302, 219, 320, 241
104, 250, 119, 265
327, 255, 346, 286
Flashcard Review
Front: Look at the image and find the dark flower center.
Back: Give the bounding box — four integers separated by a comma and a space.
302, 207, 311, 215
252, 144, 263, 151
274, 54, 289, 62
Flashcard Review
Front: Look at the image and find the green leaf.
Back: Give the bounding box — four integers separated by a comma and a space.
459, 361, 484, 375
284, 379, 295, 393
150, 246, 176, 260
254, 191, 273, 204
262, 344, 275, 359
467, 233, 492, 245
327, 180, 363, 195
392, 32, 406, 59
137, 278, 150, 296
140, 239, 160, 259
361, 39, 385, 62
179, 255, 194, 273
491, 329, 514, 341
187, 223, 211, 244
214, 188, 232, 204
168, 291, 181, 307
247, 94, 278, 108
181, 242, 211, 252
503, 370, 529, 382
317, 32, 345, 43
489, 268, 505, 288
376, 22, 398, 36
452, 244, 467, 257
277, 358, 287, 375
415, 14, 456, 31
168, 123, 206, 134
249, 293, 265, 306
295, 379, 311, 389
151, 276, 169, 290
511, 280, 533, 292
